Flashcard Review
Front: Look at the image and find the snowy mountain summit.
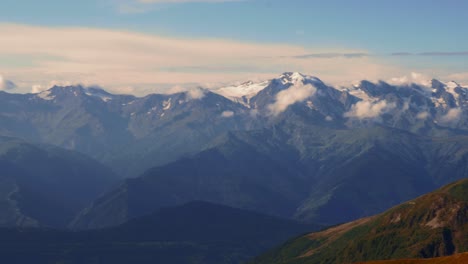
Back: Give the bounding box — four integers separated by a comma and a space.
213, 72, 322, 107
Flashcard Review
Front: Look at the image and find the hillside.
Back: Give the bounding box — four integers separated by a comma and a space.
0, 201, 319, 264
72, 125, 468, 229
355, 253, 468, 264
252, 179, 468, 264
0, 136, 118, 228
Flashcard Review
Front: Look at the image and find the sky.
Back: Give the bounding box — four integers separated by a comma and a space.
1, 0, 468, 95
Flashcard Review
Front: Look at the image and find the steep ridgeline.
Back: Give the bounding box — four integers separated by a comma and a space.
215, 73, 468, 136
252, 179, 468, 264
0, 201, 319, 264
0, 86, 253, 177
72, 124, 468, 229
0, 136, 118, 228
355, 253, 468, 264
1, 73, 467, 229
0, 73, 467, 178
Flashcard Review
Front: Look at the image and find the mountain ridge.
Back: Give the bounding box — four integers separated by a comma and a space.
251, 178, 468, 264
2, 72, 466, 178
0, 201, 320, 264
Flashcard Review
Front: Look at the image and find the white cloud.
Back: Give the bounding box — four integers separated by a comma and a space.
388, 72, 432, 87
447, 72, 468, 84
167, 85, 206, 100
268, 83, 317, 115
345, 100, 396, 119
439, 108, 462, 124
31, 84, 46, 93
111, 86, 136, 94
0, 75, 16, 91
187, 87, 206, 100
0, 23, 404, 95
221, 110, 234, 118
416, 111, 430, 120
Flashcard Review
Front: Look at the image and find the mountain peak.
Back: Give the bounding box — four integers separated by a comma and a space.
278, 72, 323, 85
35, 85, 116, 102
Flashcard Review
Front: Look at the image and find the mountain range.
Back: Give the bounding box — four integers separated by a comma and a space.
0, 201, 318, 264
1, 72, 466, 178
0, 72, 467, 229
0, 72, 467, 263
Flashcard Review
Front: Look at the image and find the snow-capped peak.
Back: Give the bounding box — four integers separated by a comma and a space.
213, 72, 324, 107
213, 80, 270, 107
278, 72, 322, 85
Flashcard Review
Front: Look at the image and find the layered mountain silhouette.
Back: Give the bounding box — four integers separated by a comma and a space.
1, 73, 466, 178
0, 136, 118, 228
0, 73, 467, 229
0, 73, 467, 264
72, 125, 468, 228
252, 178, 468, 264
0, 201, 318, 264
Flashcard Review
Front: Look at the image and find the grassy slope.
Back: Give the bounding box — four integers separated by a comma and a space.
252, 179, 468, 264
355, 252, 468, 264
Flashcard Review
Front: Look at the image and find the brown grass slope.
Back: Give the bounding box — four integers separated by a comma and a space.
252, 178, 468, 264
355, 252, 468, 264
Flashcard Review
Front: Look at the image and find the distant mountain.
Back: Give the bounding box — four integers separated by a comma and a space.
0, 201, 319, 264
0, 136, 118, 228
251, 178, 468, 264
0, 85, 253, 177
1, 73, 467, 229
71, 124, 468, 229
71, 131, 306, 229
0, 73, 466, 178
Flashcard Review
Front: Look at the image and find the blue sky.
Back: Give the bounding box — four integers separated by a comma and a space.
1, 0, 468, 94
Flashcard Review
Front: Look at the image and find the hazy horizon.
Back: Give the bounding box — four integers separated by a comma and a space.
1, 0, 468, 95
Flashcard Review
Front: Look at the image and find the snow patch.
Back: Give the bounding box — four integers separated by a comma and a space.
432, 97, 447, 108
214, 80, 269, 106
84, 88, 114, 102
37, 90, 55, 100
446, 81, 460, 103
346, 87, 376, 101
163, 98, 172, 110
279, 72, 322, 85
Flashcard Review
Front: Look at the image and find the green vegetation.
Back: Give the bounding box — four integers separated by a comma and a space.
252, 179, 468, 264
